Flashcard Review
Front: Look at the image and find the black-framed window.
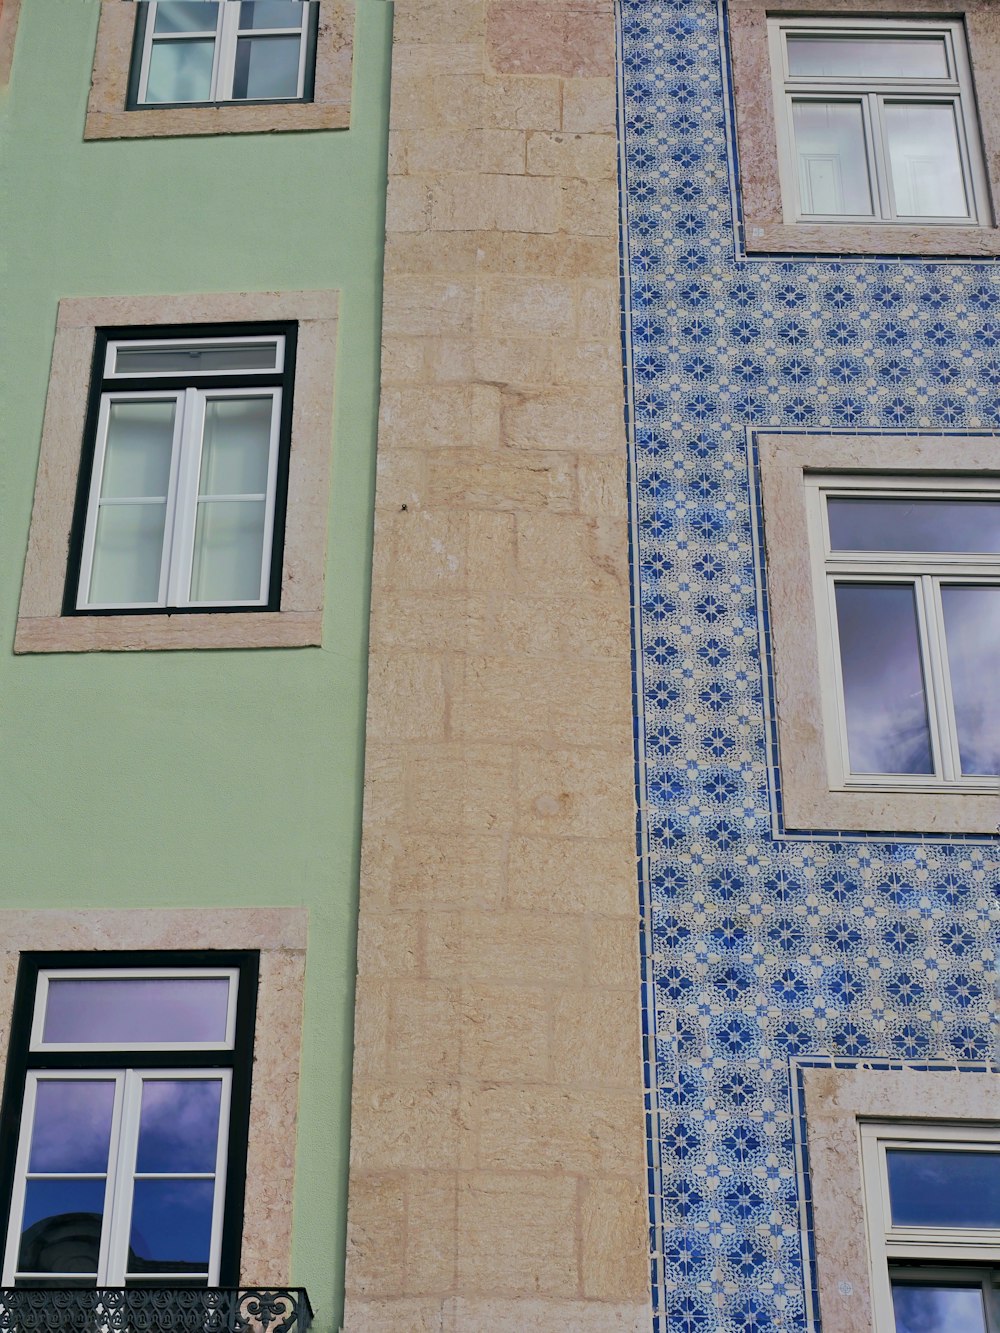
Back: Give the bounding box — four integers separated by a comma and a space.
65, 323, 297, 617
127, 2, 319, 111
0, 951, 259, 1288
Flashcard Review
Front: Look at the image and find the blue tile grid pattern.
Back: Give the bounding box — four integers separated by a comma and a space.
619, 2, 1000, 1330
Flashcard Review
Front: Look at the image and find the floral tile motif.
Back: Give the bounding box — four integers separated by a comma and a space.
620, 3, 1000, 1329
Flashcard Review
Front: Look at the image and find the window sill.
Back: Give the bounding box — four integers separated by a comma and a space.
14, 611, 323, 654
84, 1, 353, 141
742, 219, 1000, 258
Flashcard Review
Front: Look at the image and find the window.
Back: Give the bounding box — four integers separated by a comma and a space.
768, 17, 989, 226
860, 1121, 1000, 1333
0, 954, 258, 1289
68, 328, 295, 615
728, 1, 1000, 256
805, 474, 1000, 791
129, 1, 318, 108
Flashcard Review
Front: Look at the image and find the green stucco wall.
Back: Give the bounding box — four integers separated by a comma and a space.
0, 4, 392, 1326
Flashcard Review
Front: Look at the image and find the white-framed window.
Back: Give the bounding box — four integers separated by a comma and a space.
767, 16, 991, 226
0, 957, 257, 1289
860, 1121, 1000, 1333
804, 473, 1000, 790
131, 1, 318, 107
73, 330, 293, 614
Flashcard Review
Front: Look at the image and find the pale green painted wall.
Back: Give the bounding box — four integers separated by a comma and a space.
0, 3, 392, 1326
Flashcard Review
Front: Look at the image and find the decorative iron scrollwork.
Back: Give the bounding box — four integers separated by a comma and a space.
0, 1289, 312, 1333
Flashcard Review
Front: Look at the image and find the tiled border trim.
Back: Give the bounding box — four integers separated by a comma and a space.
14, 290, 339, 654
0, 0, 21, 87
0, 907, 307, 1284
84, 0, 354, 141
728, 0, 1000, 257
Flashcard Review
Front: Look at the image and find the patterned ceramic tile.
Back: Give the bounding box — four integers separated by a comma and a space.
620, 3, 1000, 1328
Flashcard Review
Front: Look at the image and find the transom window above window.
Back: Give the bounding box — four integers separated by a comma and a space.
861, 1121, 1000, 1333
69, 326, 296, 615
768, 17, 991, 226
131, 1, 318, 108
805, 475, 1000, 790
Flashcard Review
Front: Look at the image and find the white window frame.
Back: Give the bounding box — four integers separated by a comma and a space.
77, 336, 284, 613
30, 968, 241, 1053
768, 16, 991, 226
2, 1068, 232, 1287
804, 472, 1000, 795
136, 1, 313, 107
860, 1120, 1000, 1333
105, 335, 285, 379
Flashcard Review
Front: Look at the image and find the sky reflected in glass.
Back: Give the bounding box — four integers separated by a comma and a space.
828, 499, 1000, 554
941, 587, 1000, 776
892, 1282, 987, 1333
42, 976, 231, 1045
136, 1080, 222, 1173
29, 1080, 115, 1173
128, 1181, 214, 1272
888, 1149, 1000, 1227
835, 584, 933, 774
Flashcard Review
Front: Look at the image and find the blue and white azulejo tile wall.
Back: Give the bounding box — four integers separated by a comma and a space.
620, 2, 1000, 1329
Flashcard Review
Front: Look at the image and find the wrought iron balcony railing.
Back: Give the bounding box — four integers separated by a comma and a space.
0, 1288, 312, 1333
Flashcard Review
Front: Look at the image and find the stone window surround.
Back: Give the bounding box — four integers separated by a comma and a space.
0, 907, 307, 1285
0, 0, 20, 86
728, 0, 1000, 256
84, 0, 353, 141
15, 290, 338, 654
802, 1065, 1000, 1333
757, 432, 1000, 836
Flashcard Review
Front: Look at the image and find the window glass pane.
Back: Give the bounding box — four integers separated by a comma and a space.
942, 587, 1000, 776
190, 500, 267, 602
101, 401, 175, 500
239, 1, 306, 29
200, 398, 273, 495
891, 1282, 987, 1333
152, 2, 219, 34
128, 1180, 215, 1274
29, 1081, 116, 1174
835, 583, 934, 775
232, 34, 301, 99
786, 36, 949, 79
18, 1180, 107, 1274
888, 1148, 1000, 1226
792, 101, 873, 215
145, 38, 215, 103
827, 498, 1000, 554
885, 103, 968, 217
89, 504, 167, 605
113, 342, 279, 375
41, 977, 231, 1046
136, 1080, 223, 1174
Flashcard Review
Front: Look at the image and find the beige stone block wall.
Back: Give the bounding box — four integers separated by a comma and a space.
345, 2, 650, 1328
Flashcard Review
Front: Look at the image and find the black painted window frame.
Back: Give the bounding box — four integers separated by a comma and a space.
0, 949, 260, 1289
64, 321, 298, 617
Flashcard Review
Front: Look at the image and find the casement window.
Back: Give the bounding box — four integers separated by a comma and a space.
68, 327, 296, 615
767, 17, 989, 226
129, 1, 318, 108
0, 954, 258, 1288
805, 474, 1000, 791
860, 1121, 1000, 1333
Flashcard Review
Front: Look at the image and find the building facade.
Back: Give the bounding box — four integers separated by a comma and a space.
4, 2, 1000, 1332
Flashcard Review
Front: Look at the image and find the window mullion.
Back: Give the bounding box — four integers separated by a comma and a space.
166, 388, 204, 608
216, 4, 240, 101
97, 1072, 130, 1286
867, 93, 894, 221
923, 575, 962, 782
